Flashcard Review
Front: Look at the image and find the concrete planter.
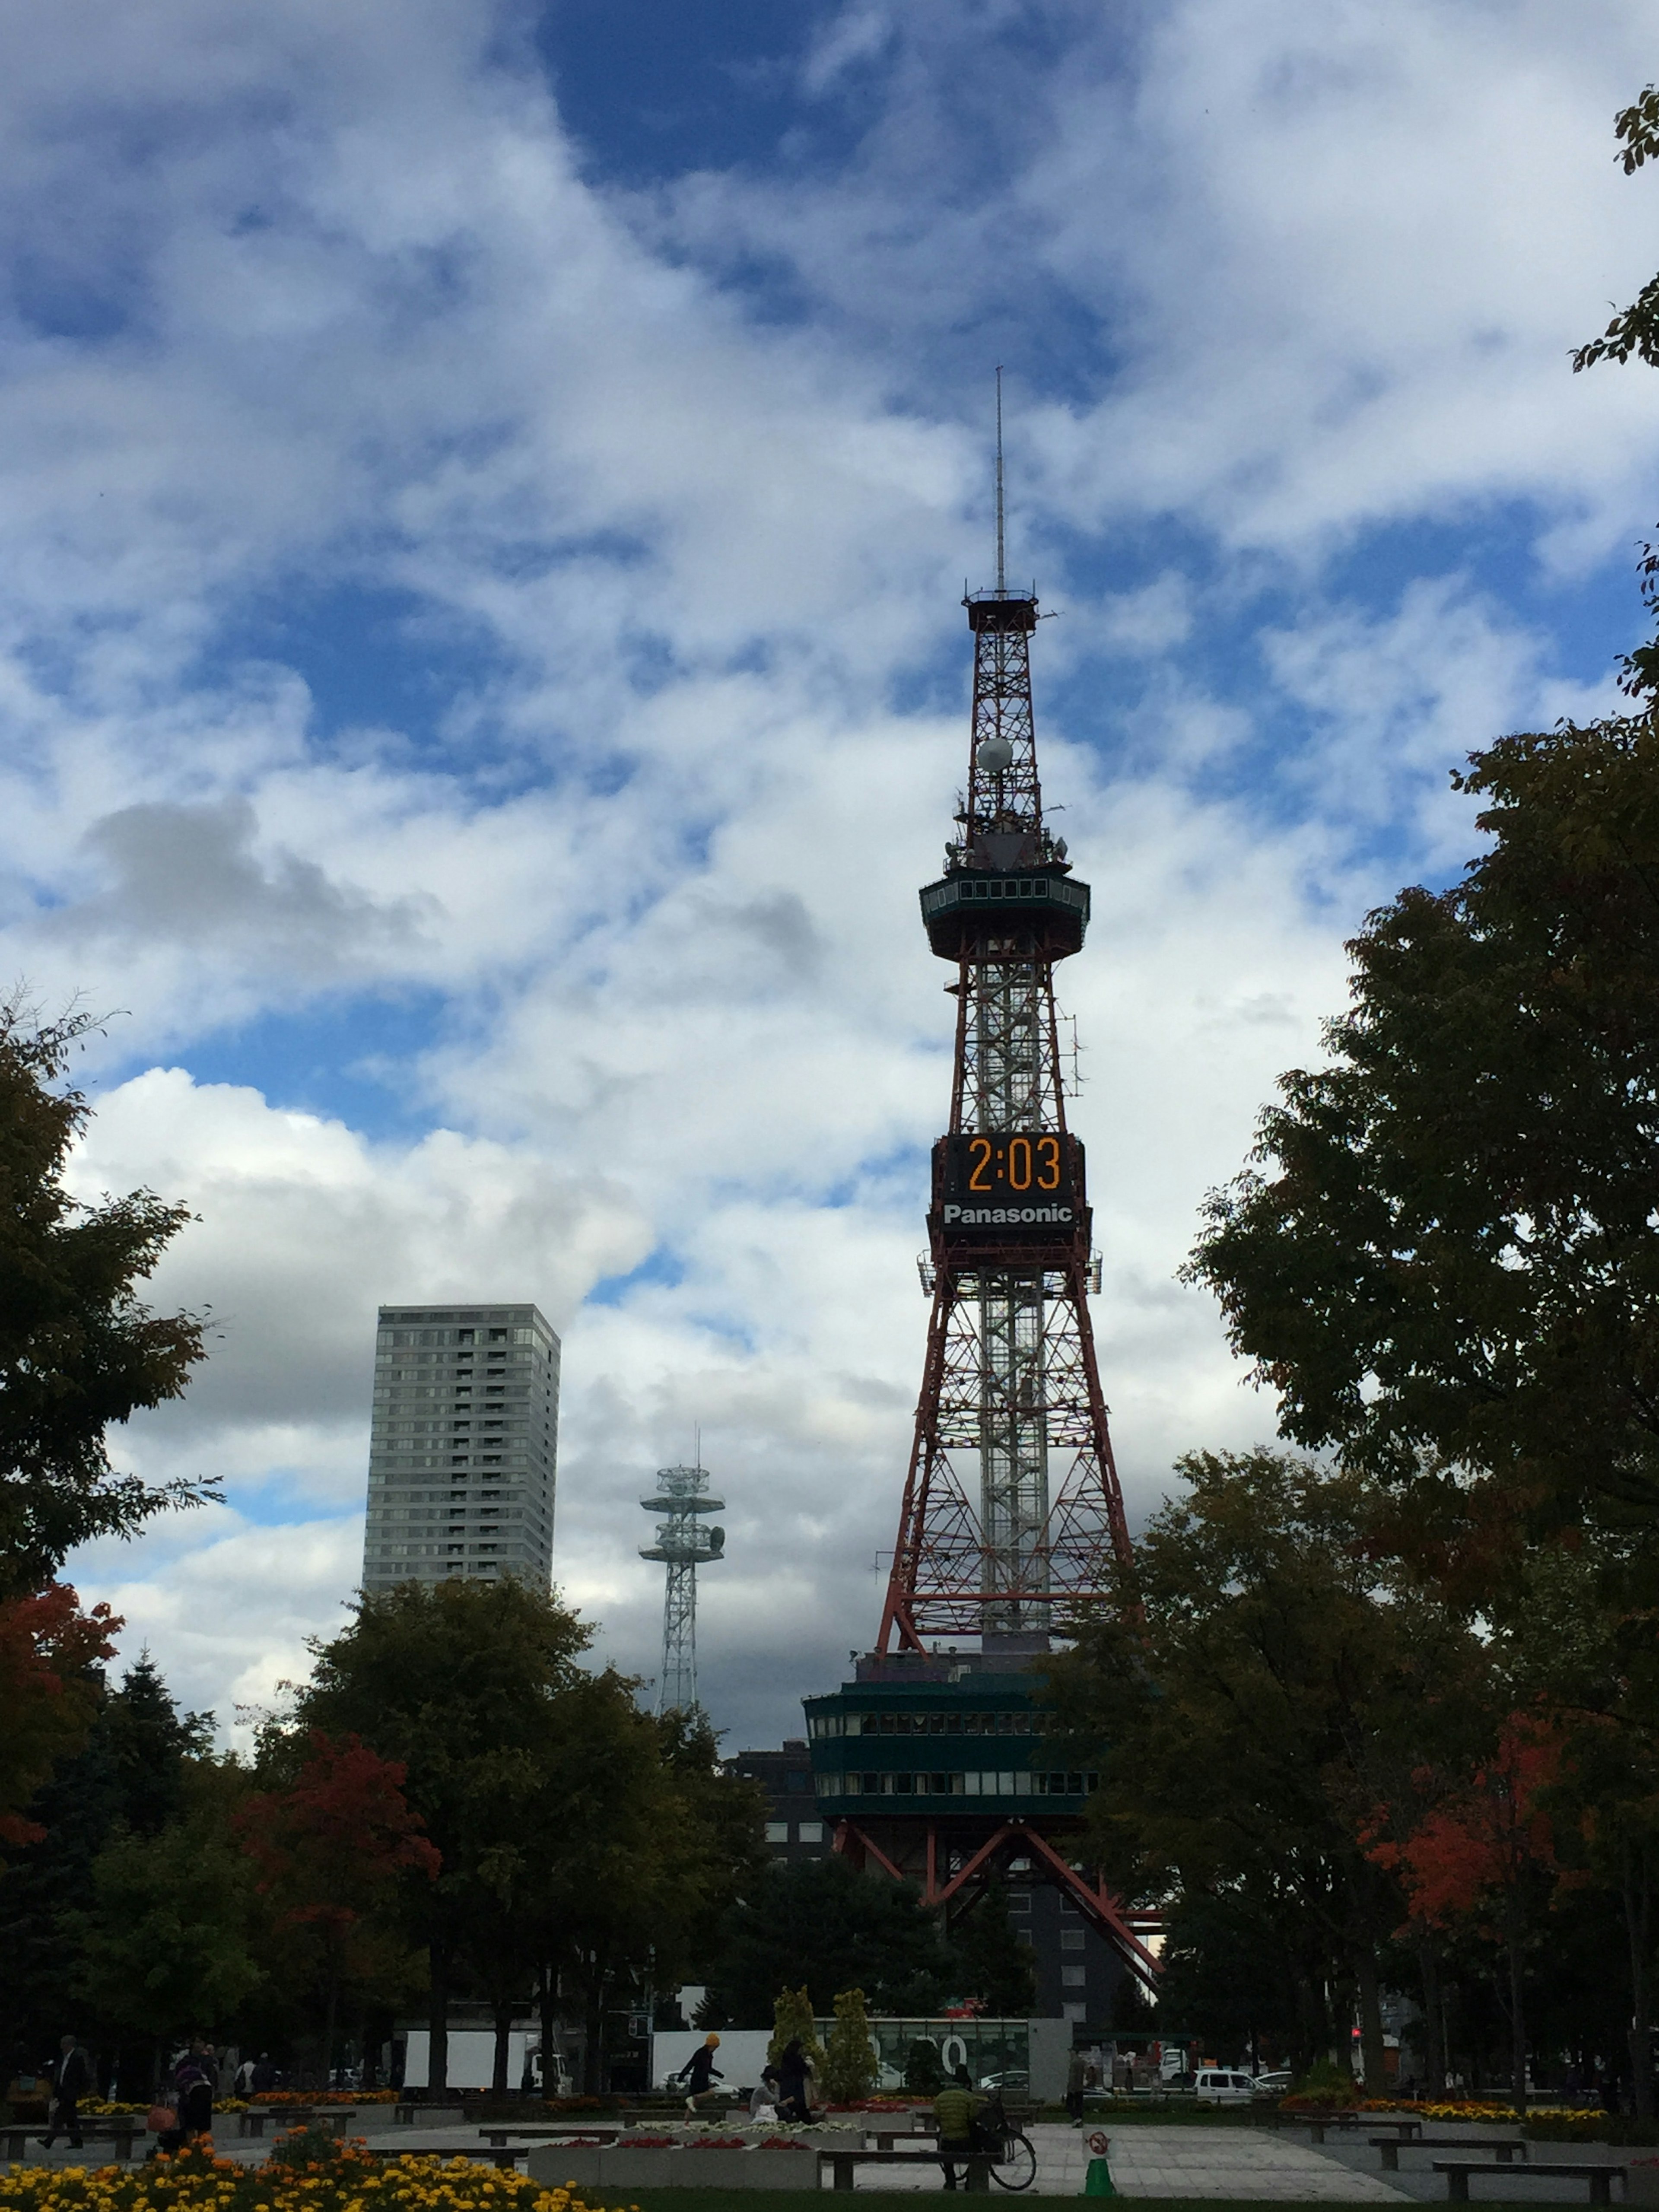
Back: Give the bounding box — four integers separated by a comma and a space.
742, 2149, 817, 2189
598, 2149, 676, 2188
526, 2147, 605, 2189
672, 2150, 753, 2188
1626, 2160, 1659, 2206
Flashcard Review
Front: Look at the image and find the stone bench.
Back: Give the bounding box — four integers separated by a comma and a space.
819, 2145, 994, 2193
1306, 2114, 1424, 2144
0, 2127, 141, 2164
1435, 2158, 1624, 2204
1375, 2137, 1525, 2172
239, 2109, 351, 2138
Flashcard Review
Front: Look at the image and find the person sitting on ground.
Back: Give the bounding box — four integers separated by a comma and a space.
676, 2032, 724, 2117
934, 2065, 982, 2192
749, 2066, 782, 2123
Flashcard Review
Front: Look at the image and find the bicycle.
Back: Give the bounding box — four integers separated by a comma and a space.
976, 2093, 1037, 2192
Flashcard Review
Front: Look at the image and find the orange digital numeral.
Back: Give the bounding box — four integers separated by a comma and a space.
1007, 1136, 1032, 1191
968, 1137, 994, 1191
1036, 1135, 1062, 1191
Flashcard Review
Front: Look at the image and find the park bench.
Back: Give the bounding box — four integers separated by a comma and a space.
1373, 2136, 1525, 2173
239, 2109, 350, 2139
0, 2126, 141, 2165
818, 2145, 994, 2192
478, 2126, 624, 2146
1304, 2114, 1423, 2144
1434, 2158, 1625, 2204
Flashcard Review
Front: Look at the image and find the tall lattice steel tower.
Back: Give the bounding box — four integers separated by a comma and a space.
878, 385, 1131, 1656
640, 1461, 725, 1715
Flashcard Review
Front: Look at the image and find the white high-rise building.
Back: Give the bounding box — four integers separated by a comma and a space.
361, 1303, 560, 1592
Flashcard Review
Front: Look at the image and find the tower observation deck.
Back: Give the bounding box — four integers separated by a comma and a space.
805, 392, 1154, 2004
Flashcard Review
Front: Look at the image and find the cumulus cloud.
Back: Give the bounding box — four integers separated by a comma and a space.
16, 0, 1659, 1749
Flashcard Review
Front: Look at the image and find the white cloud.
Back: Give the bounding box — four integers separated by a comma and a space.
16, 0, 1659, 1751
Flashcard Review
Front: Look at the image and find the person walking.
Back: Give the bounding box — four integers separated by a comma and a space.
39, 2034, 92, 2149
675, 2033, 724, 2117
934, 2065, 982, 2191
1065, 2048, 1088, 2126
251, 2053, 278, 2094
773, 2038, 814, 2122
174, 2042, 216, 2140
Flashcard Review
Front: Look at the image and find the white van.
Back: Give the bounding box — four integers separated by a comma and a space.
1194, 2069, 1256, 2105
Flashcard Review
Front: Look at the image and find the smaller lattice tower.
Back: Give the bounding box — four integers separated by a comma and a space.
639, 1459, 725, 1716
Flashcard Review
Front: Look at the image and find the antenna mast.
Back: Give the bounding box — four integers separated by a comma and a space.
640, 1455, 725, 1716
995, 366, 1006, 593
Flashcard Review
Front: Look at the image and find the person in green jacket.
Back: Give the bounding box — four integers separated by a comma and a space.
934, 2067, 982, 2190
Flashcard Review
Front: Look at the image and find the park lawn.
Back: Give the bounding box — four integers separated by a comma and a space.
569, 2195, 1476, 2212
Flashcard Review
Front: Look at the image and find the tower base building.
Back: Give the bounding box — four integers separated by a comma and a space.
362, 1303, 560, 1590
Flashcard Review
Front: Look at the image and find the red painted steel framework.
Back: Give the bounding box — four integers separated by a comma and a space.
876, 572, 1132, 1656
836, 1813, 1162, 1979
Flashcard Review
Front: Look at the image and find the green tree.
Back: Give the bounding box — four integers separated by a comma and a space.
287, 1579, 594, 2096
289, 1580, 762, 2095
701, 1854, 949, 2023
238, 1732, 440, 2085
767, 1985, 825, 2072
0, 1649, 209, 2070
1185, 707, 1659, 1560
821, 1987, 877, 2105
1047, 1450, 1479, 2086
0, 1001, 211, 1599
68, 1765, 260, 2082
944, 1875, 1036, 2017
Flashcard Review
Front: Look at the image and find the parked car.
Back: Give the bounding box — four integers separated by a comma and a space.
1194, 2069, 1257, 2105
1252, 2071, 1294, 2098
976, 2070, 1030, 2094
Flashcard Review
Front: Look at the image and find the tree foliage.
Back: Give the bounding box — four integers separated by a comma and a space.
0, 1001, 211, 1599
1047, 1450, 1480, 2080
1186, 715, 1659, 1564
1573, 86, 1659, 372
821, 1986, 878, 2104
286, 1577, 763, 2093
0, 1582, 120, 1846
237, 1731, 439, 2075
700, 1853, 949, 2023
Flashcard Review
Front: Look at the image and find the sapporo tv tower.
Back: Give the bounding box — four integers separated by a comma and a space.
805, 379, 1158, 1998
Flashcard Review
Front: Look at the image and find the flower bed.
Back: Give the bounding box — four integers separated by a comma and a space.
250, 2091, 397, 2107
0, 2138, 599, 2212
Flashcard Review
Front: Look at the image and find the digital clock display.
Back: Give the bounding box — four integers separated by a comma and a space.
932, 1132, 1085, 1238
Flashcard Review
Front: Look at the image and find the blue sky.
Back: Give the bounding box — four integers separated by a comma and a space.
10, 0, 1659, 1747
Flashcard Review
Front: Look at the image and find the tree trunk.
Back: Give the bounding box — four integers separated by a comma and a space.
582, 1967, 606, 2095
1355, 1944, 1387, 2094
323, 1964, 340, 2092
429, 1933, 451, 2098
492, 1999, 513, 2096
539, 1963, 559, 2102
1624, 1843, 1654, 2120
1505, 1908, 1528, 2117
1416, 1936, 1447, 2095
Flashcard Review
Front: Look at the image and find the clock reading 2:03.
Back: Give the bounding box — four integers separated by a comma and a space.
933, 1131, 1086, 1236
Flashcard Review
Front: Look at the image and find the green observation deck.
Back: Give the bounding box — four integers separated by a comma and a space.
918, 871, 1090, 961
804, 1665, 1097, 1820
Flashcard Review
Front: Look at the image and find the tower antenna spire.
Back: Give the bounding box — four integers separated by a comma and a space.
994, 366, 1006, 594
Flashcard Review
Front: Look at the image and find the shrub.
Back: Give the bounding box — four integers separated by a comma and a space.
821, 1988, 878, 2105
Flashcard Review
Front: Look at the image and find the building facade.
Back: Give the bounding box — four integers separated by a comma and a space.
724, 1740, 832, 1861
361, 1303, 560, 1591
